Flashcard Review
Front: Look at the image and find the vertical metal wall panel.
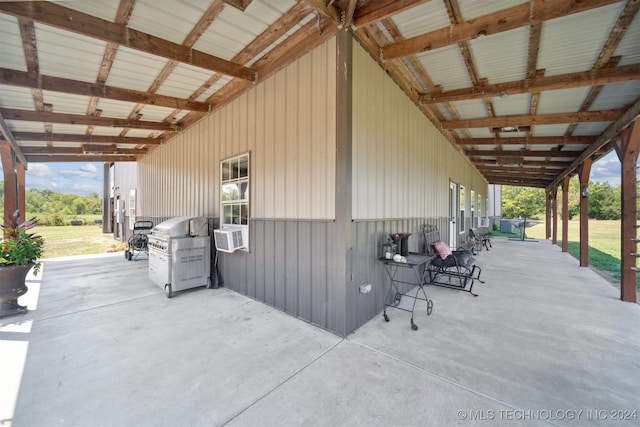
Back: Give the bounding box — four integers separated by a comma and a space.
138, 39, 337, 221
351, 41, 487, 222
310, 221, 328, 327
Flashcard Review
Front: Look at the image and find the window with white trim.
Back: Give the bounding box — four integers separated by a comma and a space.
220, 153, 250, 227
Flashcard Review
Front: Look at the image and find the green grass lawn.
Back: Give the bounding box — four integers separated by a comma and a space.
495, 219, 638, 289
36, 225, 126, 258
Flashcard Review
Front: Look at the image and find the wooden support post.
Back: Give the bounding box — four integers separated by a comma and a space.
578, 158, 592, 267
545, 191, 551, 239
16, 160, 26, 220
561, 176, 570, 253
615, 121, 639, 303
552, 185, 558, 245
0, 141, 18, 231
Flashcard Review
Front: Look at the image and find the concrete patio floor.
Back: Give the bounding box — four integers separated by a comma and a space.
1, 237, 639, 427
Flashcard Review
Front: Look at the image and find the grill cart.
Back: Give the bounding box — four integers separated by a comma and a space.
148, 217, 211, 298
124, 220, 153, 261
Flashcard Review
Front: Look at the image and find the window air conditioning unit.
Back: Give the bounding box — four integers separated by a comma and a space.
214, 228, 246, 253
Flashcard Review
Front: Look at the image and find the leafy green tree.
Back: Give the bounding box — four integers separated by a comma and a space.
502, 186, 546, 219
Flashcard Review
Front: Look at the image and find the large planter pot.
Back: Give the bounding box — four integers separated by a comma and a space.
0, 263, 33, 319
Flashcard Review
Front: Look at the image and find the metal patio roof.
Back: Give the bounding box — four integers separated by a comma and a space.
0, 0, 639, 189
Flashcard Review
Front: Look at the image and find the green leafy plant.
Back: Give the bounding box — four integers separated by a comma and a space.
0, 210, 44, 275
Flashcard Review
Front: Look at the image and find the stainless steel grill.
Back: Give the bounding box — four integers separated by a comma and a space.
148, 217, 211, 298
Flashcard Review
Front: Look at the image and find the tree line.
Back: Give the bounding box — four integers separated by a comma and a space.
0, 182, 102, 225
502, 179, 624, 220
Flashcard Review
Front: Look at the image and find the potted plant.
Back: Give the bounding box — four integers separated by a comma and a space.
0, 210, 44, 319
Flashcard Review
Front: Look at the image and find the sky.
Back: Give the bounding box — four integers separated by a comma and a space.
0, 162, 103, 196
0, 151, 628, 196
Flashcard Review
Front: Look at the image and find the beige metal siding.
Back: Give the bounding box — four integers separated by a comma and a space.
352, 40, 487, 220
138, 39, 337, 220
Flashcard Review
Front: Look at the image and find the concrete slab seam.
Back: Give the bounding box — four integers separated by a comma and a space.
220, 338, 345, 426
346, 339, 565, 427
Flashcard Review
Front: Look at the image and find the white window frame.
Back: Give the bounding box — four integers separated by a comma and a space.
220, 152, 250, 249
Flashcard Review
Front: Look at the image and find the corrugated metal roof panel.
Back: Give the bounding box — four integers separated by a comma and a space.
42, 91, 90, 115
590, 81, 640, 111
194, 0, 297, 61
156, 63, 215, 99
195, 75, 233, 102
51, 123, 93, 134
532, 124, 570, 137
614, 11, 640, 66
448, 98, 487, 119
51, 0, 121, 22
5, 120, 44, 133
492, 93, 530, 116
573, 122, 610, 136
105, 47, 169, 92
0, 15, 27, 72
121, 128, 157, 138
91, 126, 135, 137
469, 27, 529, 84
0, 85, 34, 110
390, 1, 450, 39
457, 0, 529, 21
538, 3, 625, 76
95, 98, 141, 119
537, 88, 590, 115
137, 105, 181, 122
128, 0, 213, 45
466, 128, 494, 138
416, 45, 472, 91
35, 24, 106, 83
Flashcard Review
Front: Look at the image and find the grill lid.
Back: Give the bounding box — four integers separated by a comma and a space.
152, 217, 208, 238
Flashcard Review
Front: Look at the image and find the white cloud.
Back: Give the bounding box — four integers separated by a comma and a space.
59, 163, 100, 179
591, 153, 621, 186
27, 163, 54, 178
79, 163, 98, 174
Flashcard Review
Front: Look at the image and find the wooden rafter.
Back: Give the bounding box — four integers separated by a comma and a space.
466, 149, 582, 158
422, 65, 640, 104
381, 0, 621, 60
0, 1, 257, 81
21, 146, 147, 156
443, 110, 624, 129
0, 108, 179, 131
548, 98, 640, 190
0, 111, 27, 166
25, 155, 138, 162
474, 160, 572, 169
0, 68, 211, 113
352, 0, 430, 29
565, 0, 639, 137
2, 132, 162, 146
458, 136, 596, 146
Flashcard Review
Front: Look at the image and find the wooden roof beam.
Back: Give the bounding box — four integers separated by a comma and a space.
352, 0, 430, 29
0, 1, 257, 81
3, 132, 162, 145
485, 176, 552, 188
0, 112, 28, 166
25, 155, 138, 162
381, 0, 621, 60
459, 136, 596, 146
547, 97, 640, 191
422, 64, 640, 104
466, 149, 582, 158
1, 108, 180, 132
0, 68, 211, 113
21, 146, 147, 156
443, 109, 624, 129
474, 160, 572, 169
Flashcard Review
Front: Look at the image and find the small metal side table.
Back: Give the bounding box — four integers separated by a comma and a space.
379, 252, 434, 330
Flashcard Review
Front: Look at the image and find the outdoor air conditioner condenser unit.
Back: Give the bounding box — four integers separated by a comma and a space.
214, 229, 245, 253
